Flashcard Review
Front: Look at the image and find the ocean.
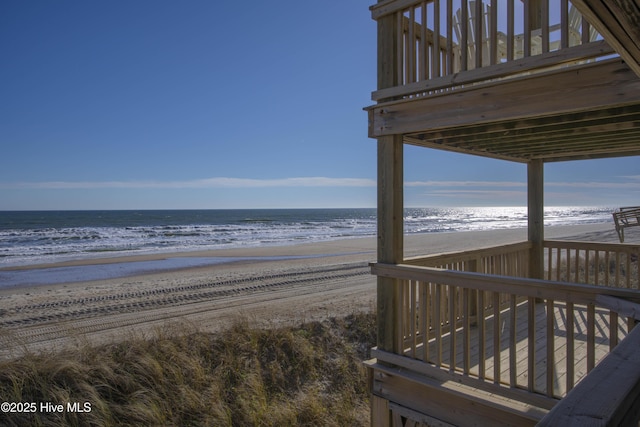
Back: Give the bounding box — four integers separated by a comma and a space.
0, 207, 615, 269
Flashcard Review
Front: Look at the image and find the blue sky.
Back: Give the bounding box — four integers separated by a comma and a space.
1, 1, 638, 210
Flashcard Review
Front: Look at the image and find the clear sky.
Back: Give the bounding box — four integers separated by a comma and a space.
1, 1, 638, 210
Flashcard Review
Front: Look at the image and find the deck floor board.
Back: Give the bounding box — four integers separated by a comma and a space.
404, 300, 629, 398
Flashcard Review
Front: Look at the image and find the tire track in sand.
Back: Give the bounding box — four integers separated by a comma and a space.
0, 263, 372, 357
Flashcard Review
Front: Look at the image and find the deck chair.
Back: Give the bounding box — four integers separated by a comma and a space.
613, 206, 640, 243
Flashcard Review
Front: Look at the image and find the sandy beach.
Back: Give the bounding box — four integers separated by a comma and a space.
0, 222, 637, 358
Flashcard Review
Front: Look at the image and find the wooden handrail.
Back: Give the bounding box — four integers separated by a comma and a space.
371, 263, 640, 304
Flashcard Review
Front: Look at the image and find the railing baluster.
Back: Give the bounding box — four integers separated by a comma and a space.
410, 279, 417, 357
478, 289, 485, 379
419, 2, 427, 81
432, 0, 441, 79
566, 301, 575, 392
587, 303, 595, 372
610, 310, 619, 350
523, 0, 531, 57
396, 11, 403, 86
560, 0, 569, 49
493, 291, 500, 384
435, 282, 442, 367
450, 284, 457, 373
595, 250, 601, 285
626, 254, 632, 289
489, 0, 497, 65
615, 251, 620, 286
546, 298, 555, 396
528, 296, 536, 391
507, 0, 514, 60
446, 0, 454, 75
396, 279, 404, 353
605, 250, 610, 286
463, 287, 471, 375
585, 249, 590, 284
460, 0, 469, 71
473, 0, 483, 69
541, 0, 550, 53
509, 294, 517, 387
407, 6, 416, 84
421, 280, 429, 362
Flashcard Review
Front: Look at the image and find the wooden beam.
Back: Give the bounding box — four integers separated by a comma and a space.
369, 59, 640, 138
370, 362, 546, 426
571, 0, 640, 78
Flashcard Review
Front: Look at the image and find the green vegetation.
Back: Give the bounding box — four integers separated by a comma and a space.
0, 313, 376, 426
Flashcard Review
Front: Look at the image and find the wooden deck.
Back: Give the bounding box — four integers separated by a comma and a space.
369, 246, 640, 425
394, 299, 628, 398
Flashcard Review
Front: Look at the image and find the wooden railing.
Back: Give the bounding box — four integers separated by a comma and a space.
371, 262, 640, 399
371, 0, 614, 102
544, 240, 640, 289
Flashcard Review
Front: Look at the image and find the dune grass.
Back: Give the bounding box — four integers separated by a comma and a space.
0, 312, 376, 426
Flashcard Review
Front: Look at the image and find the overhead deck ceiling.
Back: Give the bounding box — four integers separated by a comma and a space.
405, 104, 640, 163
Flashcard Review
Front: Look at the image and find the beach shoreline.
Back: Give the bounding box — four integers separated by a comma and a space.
0, 222, 636, 358
0, 222, 631, 291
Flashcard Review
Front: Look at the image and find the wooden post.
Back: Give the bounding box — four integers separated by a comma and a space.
376, 8, 404, 355
528, 159, 544, 279
377, 136, 403, 353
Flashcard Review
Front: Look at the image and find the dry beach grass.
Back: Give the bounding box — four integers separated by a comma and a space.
0, 313, 375, 426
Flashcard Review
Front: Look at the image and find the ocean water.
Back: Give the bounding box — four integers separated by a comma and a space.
0, 207, 614, 269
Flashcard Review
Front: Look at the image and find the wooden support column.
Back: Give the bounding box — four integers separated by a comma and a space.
377, 135, 403, 353
375, 5, 404, 355
528, 159, 544, 279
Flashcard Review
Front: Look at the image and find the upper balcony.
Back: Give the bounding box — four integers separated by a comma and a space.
366, 0, 640, 163
371, 0, 608, 102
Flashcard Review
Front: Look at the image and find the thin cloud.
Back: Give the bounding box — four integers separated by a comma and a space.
406, 180, 525, 188
422, 189, 526, 198
407, 180, 640, 190
546, 181, 639, 189
0, 177, 377, 190
2, 177, 638, 191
